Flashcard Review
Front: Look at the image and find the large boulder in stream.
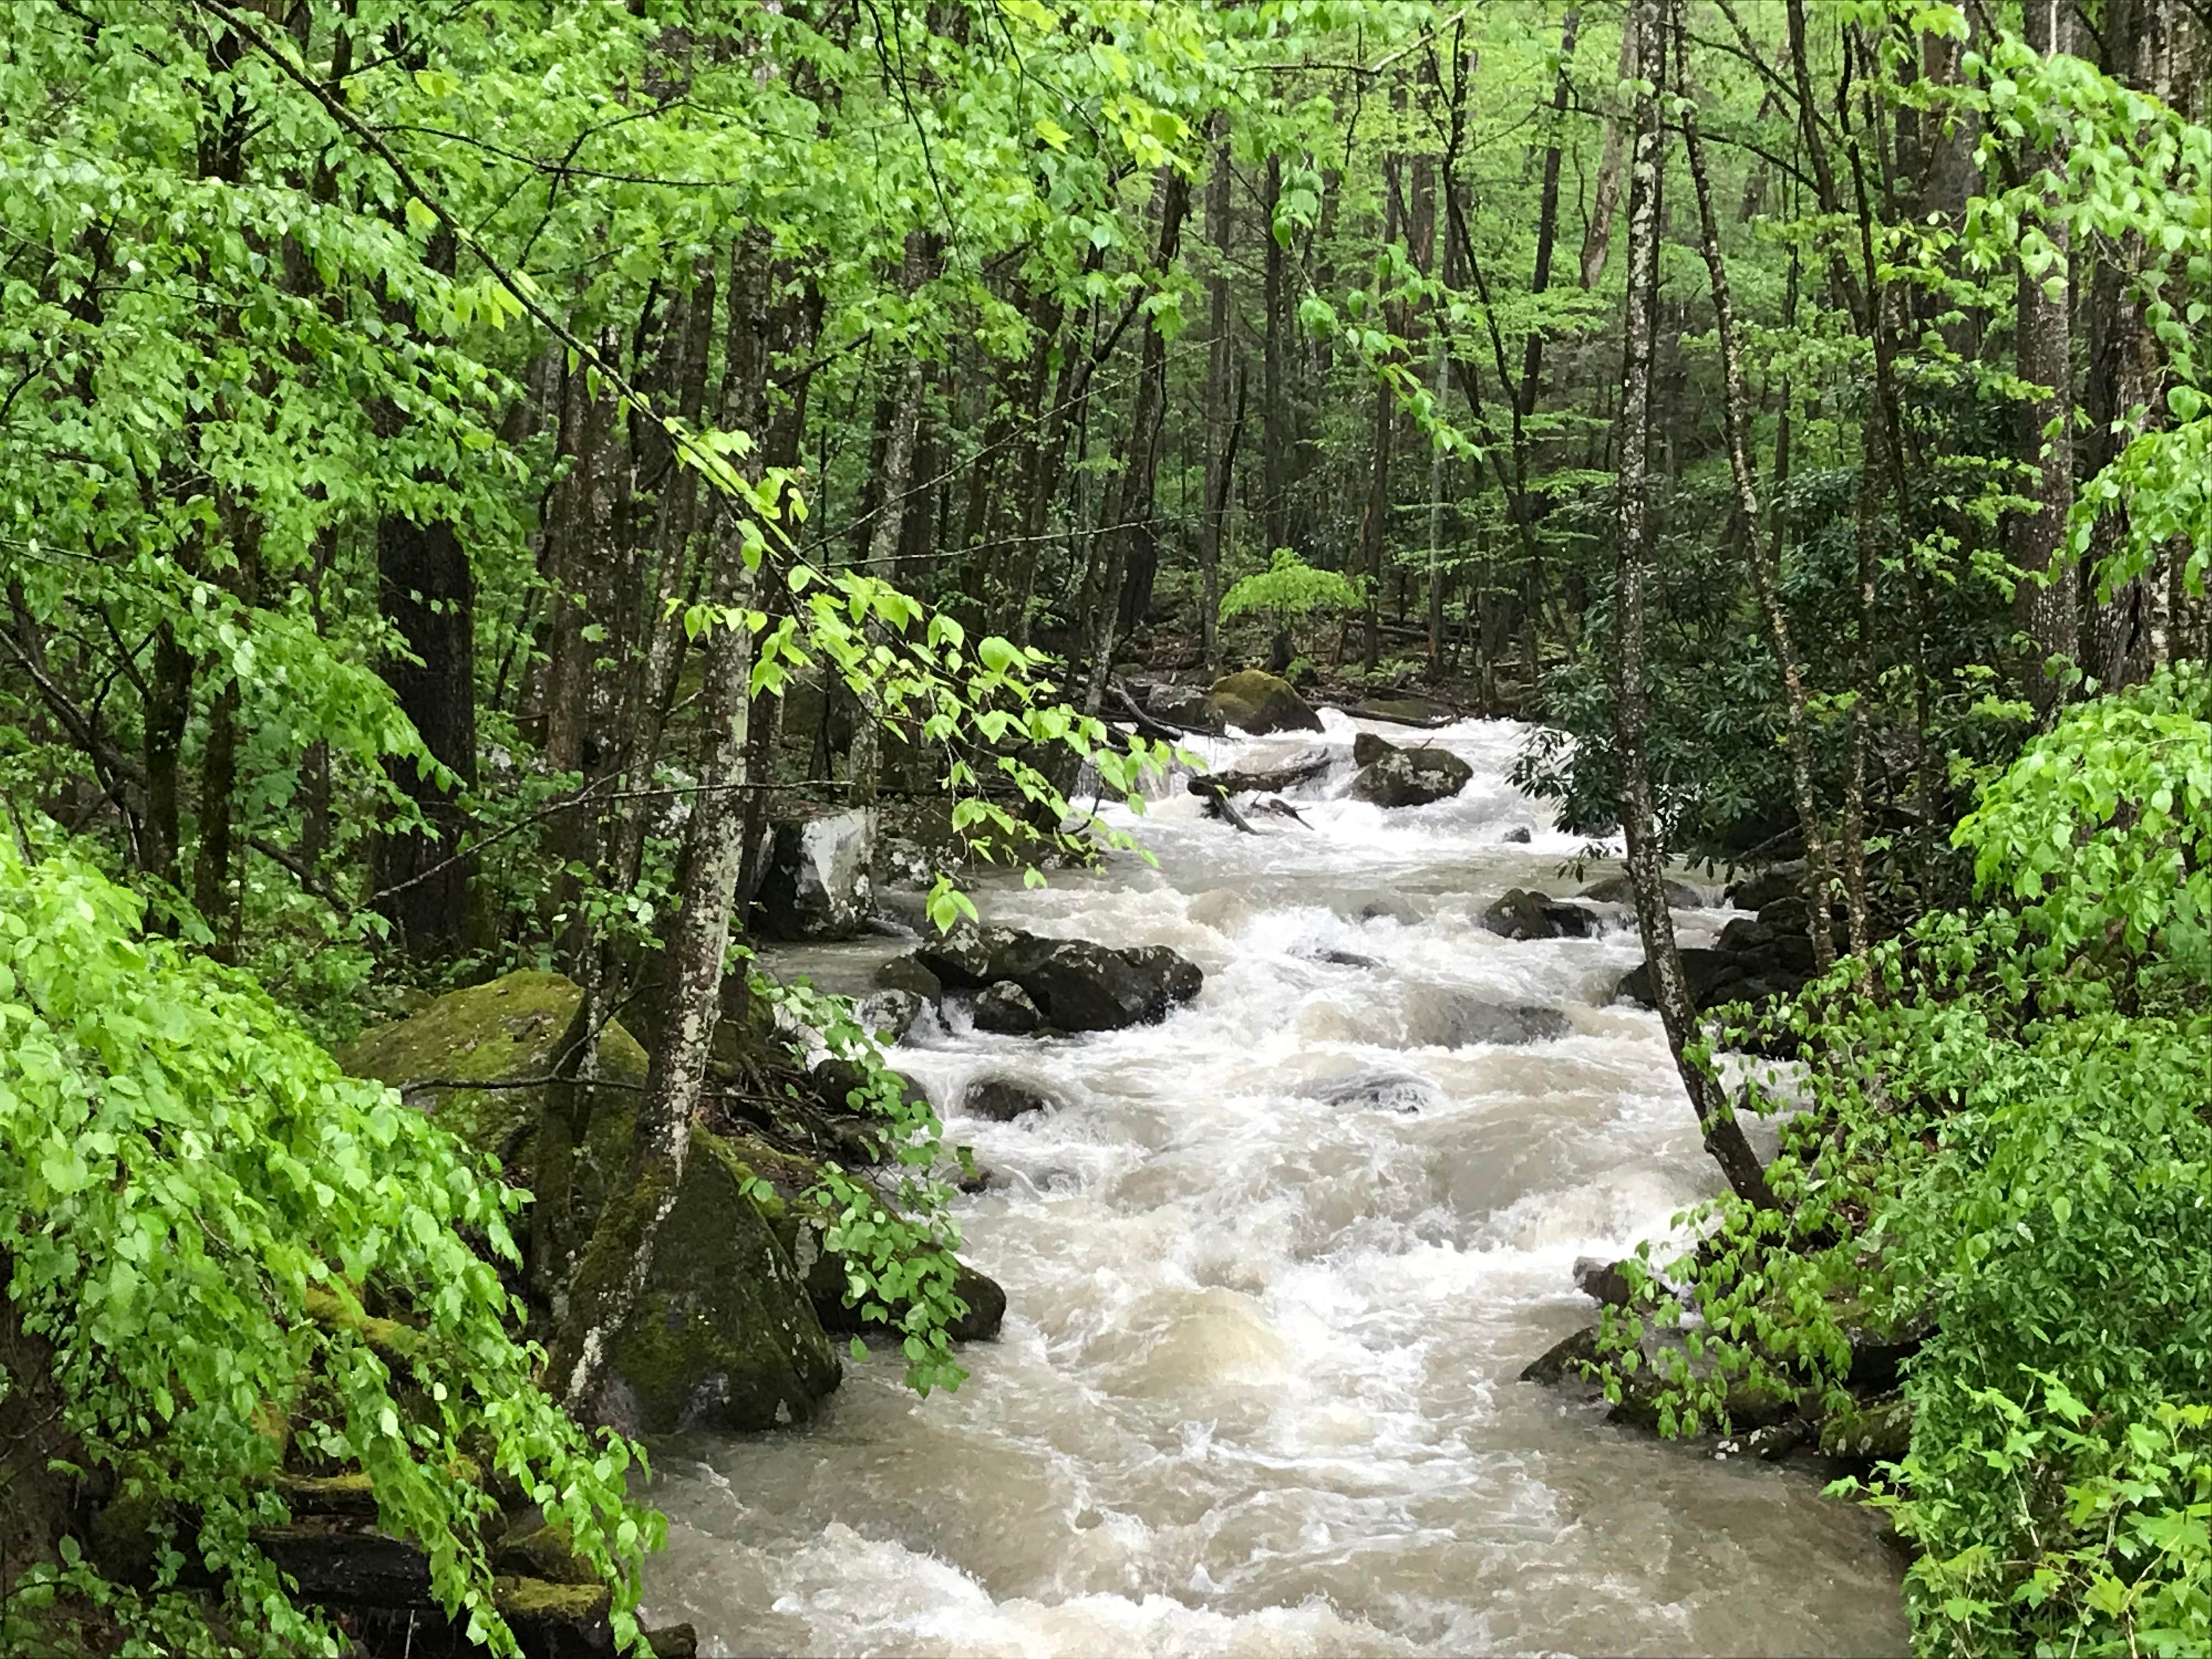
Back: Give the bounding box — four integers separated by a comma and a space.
1205, 669, 1324, 735
902, 923, 1204, 1034
1480, 888, 1600, 941
1346, 743, 1472, 808
755, 807, 876, 941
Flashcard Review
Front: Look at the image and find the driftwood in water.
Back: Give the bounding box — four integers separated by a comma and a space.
1184, 749, 1331, 799
1108, 685, 1192, 743
1193, 781, 1259, 833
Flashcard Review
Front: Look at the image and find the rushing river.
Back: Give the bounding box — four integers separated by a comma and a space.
641, 712, 1908, 1657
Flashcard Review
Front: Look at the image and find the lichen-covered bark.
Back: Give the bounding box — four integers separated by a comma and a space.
1609, 0, 1775, 1212
549, 515, 758, 1415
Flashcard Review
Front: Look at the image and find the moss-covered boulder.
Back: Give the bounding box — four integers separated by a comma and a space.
1206, 669, 1324, 735
340, 973, 841, 1434
719, 1130, 1006, 1344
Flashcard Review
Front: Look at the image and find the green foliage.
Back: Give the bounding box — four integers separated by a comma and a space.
753, 973, 972, 1397
0, 834, 654, 1657
1218, 548, 1367, 629
1588, 666, 2212, 1656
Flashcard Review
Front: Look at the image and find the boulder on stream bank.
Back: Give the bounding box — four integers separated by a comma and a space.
755, 808, 876, 940
341, 972, 1009, 1430
1611, 898, 1821, 1017
1205, 669, 1324, 735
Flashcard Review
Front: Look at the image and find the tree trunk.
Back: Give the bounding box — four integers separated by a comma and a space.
371, 511, 478, 958
1674, 0, 1837, 973
1198, 120, 1236, 674
1262, 155, 1297, 556
549, 503, 759, 1419
1609, 0, 1776, 1211
1578, 8, 1637, 290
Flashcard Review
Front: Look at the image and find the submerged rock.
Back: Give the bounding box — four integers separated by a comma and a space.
1480, 888, 1599, 941
1305, 1067, 1438, 1114
1412, 991, 1572, 1048
755, 808, 877, 941
1346, 695, 1455, 726
1346, 744, 1472, 808
1579, 873, 1702, 908
963, 1075, 1056, 1121
1205, 669, 1324, 735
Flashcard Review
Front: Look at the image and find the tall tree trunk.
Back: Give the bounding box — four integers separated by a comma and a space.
1674, 0, 1837, 972
1198, 120, 1237, 675
2015, 0, 2077, 711
1262, 155, 1297, 557
1610, 0, 1776, 1211
1084, 170, 1191, 711
1578, 8, 1637, 289
371, 511, 478, 957
548, 509, 758, 1418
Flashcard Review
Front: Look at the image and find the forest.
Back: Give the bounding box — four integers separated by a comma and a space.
0, 0, 2208, 1653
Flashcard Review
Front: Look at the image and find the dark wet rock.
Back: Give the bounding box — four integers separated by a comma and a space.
1415, 992, 1572, 1048
1305, 1068, 1438, 1113
1480, 888, 1599, 941
755, 808, 876, 941
1144, 681, 1227, 733
874, 953, 944, 1000
855, 988, 924, 1043
899, 924, 1203, 1032
1207, 669, 1325, 734
972, 979, 1043, 1035
1500, 826, 1533, 844
945, 1265, 1008, 1342
1845, 1312, 1931, 1392
955, 1164, 995, 1195
1573, 1256, 1637, 1310
1725, 860, 1807, 912
1352, 730, 1397, 768
1346, 744, 1472, 808
1613, 946, 1747, 1011
875, 835, 936, 894
910, 922, 1026, 989
1580, 873, 1702, 908
964, 1075, 1056, 1121
1346, 695, 1455, 726
1521, 1324, 1600, 1384
641, 1626, 700, 1659
1025, 939, 1201, 1031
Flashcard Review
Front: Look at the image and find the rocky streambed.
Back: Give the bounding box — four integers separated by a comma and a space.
635, 703, 1910, 1656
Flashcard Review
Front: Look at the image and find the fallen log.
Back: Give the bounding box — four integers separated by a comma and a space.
1183, 749, 1333, 798
1192, 779, 1259, 834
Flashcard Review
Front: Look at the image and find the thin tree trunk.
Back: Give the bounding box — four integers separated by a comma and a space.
1610, 0, 1776, 1211
1578, 8, 1637, 290
1673, 0, 1837, 972
1198, 120, 1236, 674
549, 505, 759, 1418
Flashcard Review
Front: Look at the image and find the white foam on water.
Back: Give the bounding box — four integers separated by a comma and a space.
641, 713, 1905, 1657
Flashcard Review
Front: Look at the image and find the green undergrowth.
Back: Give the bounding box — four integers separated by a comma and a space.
1589, 665, 2212, 1658
0, 832, 656, 1657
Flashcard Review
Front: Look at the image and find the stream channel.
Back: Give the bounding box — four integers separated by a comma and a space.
640, 710, 1909, 1656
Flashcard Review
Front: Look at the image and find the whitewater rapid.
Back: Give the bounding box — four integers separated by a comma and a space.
640, 712, 1906, 1656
